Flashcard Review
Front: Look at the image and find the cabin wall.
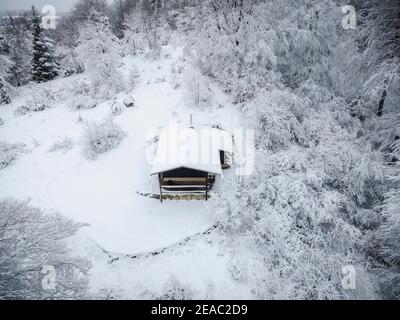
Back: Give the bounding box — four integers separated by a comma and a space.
159, 167, 215, 193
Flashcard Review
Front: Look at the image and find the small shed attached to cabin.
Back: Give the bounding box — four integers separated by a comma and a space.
150, 125, 233, 201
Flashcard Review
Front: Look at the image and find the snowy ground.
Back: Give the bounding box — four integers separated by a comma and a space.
0, 46, 241, 257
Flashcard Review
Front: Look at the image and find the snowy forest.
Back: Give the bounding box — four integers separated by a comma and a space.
0, 0, 399, 300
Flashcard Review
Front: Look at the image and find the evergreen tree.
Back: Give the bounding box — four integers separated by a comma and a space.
30, 6, 59, 83
0, 78, 11, 106
0, 34, 12, 105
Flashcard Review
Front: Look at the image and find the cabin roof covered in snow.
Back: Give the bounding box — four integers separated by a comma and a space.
150, 125, 233, 176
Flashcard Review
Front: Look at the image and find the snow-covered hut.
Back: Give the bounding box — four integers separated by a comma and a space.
150, 125, 233, 201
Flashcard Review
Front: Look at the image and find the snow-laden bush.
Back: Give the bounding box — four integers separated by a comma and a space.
57, 47, 83, 77
110, 93, 135, 116
110, 100, 125, 116
246, 89, 306, 151
71, 95, 97, 111
0, 198, 90, 299
0, 117, 4, 126
47, 137, 74, 154
70, 78, 91, 96
128, 65, 139, 89
370, 168, 400, 299
170, 60, 185, 89
97, 287, 122, 300
184, 66, 211, 106
0, 141, 26, 169
89, 62, 125, 100
82, 117, 126, 160
14, 106, 31, 116
123, 96, 135, 109
26, 89, 54, 110
68, 79, 98, 110
312, 138, 382, 205
14, 87, 58, 116
158, 275, 195, 300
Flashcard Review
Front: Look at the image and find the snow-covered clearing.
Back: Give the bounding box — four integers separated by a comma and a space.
0, 45, 240, 257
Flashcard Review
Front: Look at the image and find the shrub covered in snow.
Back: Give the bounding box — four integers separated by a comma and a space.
110, 93, 135, 116
0, 141, 26, 169
14, 87, 57, 116
370, 169, 400, 299
110, 99, 125, 116
47, 137, 74, 153
82, 117, 126, 160
70, 79, 91, 96
185, 66, 211, 106
57, 48, 83, 77
71, 95, 97, 111
158, 275, 195, 300
123, 96, 135, 109
0, 198, 90, 299
14, 106, 31, 116
128, 65, 139, 89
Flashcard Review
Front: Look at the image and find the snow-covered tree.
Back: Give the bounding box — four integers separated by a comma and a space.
184, 66, 211, 106
110, 0, 127, 38
3, 14, 32, 87
0, 198, 90, 299
76, 9, 125, 99
373, 170, 400, 299
356, 0, 400, 117
0, 80, 10, 106
73, 0, 108, 21
30, 6, 59, 83
0, 35, 12, 105
178, 0, 281, 103
123, 0, 165, 58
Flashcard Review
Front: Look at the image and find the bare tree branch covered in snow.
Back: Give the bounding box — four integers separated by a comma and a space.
0, 199, 90, 299
0, 142, 27, 170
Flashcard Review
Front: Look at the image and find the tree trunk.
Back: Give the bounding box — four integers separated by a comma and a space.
377, 79, 389, 117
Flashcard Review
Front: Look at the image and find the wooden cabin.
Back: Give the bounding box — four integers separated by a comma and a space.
150, 125, 233, 201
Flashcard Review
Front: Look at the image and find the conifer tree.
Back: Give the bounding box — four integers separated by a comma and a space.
30, 6, 59, 83
0, 34, 11, 105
